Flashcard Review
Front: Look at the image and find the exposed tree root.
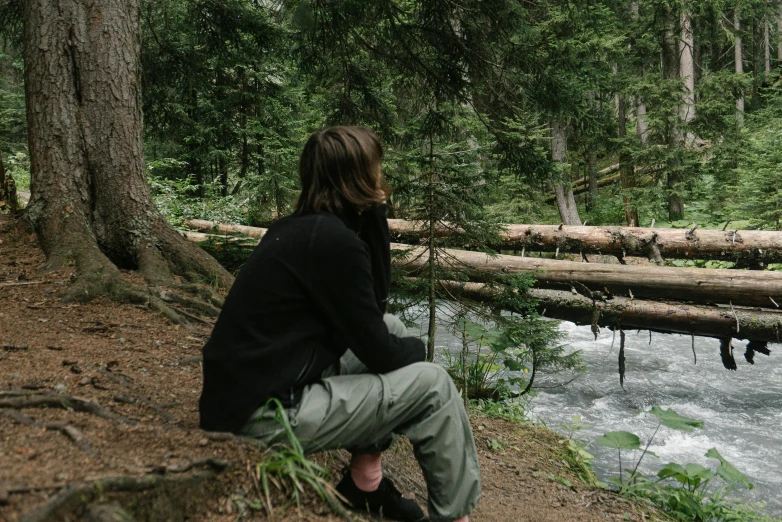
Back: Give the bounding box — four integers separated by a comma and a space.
1, 409, 97, 456
153, 288, 221, 317
84, 503, 138, 522
25, 213, 229, 328
112, 394, 178, 424
17, 460, 231, 522
0, 393, 133, 425
172, 283, 224, 308
153, 221, 234, 289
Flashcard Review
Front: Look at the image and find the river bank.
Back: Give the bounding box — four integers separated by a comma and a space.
414, 307, 782, 518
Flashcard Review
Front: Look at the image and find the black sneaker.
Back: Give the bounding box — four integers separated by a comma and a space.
335, 473, 427, 522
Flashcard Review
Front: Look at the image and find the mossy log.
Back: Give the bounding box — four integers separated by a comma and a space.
392, 243, 782, 309
437, 281, 782, 343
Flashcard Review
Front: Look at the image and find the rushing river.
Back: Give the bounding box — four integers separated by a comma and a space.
410, 311, 782, 517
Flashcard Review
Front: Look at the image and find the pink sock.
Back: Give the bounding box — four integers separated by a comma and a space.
453, 517, 469, 522
350, 452, 383, 492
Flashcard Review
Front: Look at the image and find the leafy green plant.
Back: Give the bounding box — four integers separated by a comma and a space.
471, 397, 529, 423
592, 406, 770, 522
148, 166, 252, 227
445, 318, 521, 401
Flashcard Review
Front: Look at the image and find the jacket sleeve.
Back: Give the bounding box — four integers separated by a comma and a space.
310, 220, 425, 373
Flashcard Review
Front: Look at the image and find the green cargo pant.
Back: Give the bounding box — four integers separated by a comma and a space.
240, 315, 481, 522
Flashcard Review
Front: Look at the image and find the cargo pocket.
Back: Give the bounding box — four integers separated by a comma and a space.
288, 383, 329, 454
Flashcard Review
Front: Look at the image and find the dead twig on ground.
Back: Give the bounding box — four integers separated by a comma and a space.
1, 410, 97, 456
0, 393, 134, 425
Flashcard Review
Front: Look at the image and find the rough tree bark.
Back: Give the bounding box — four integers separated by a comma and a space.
22, 0, 232, 303
550, 119, 581, 225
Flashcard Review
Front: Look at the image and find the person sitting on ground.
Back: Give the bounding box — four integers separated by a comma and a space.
199, 126, 480, 522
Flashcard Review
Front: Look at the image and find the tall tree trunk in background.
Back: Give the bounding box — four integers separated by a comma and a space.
736, 10, 745, 128
550, 119, 581, 226
587, 152, 598, 211
765, 19, 772, 83
0, 149, 17, 212
631, 1, 649, 147
663, 7, 685, 221
636, 101, 649, 145
778, 3, 782, 64
617, 96, 639, 226
679, 7, 696, 141
752, 21, 759, 96
218, 156, 228, 197
22, 0, 232, 298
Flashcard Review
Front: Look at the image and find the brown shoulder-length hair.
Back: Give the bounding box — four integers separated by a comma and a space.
295, 126, 390, 215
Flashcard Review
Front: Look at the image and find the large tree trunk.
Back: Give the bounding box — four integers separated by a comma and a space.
22, 0, 232, 299
735, 10, 745, 128
550, 119, 581, 225
439, 281, 782, 344
394, 243, 782, 308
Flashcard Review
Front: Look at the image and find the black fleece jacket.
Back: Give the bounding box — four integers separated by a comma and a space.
199, 207, 425, 433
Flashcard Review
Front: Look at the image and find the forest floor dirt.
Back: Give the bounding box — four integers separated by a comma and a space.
0, 213, 662, 522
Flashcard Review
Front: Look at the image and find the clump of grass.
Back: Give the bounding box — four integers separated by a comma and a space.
252, 399, 355, 521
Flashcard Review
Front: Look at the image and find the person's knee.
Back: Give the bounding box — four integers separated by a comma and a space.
408, 362, 458, 405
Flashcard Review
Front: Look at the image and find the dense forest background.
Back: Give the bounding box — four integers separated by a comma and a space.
2, 0, 782, 235
2, 6, 782, 517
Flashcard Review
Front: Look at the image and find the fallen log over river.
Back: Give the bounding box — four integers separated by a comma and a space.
183, 224, 782, 308
186, 219, 782, 265
385, 221, 782, 265
497, 224, 782, 265
392, 244, 782, 309
437, 281, 782, 343
182, 229, 782, 342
